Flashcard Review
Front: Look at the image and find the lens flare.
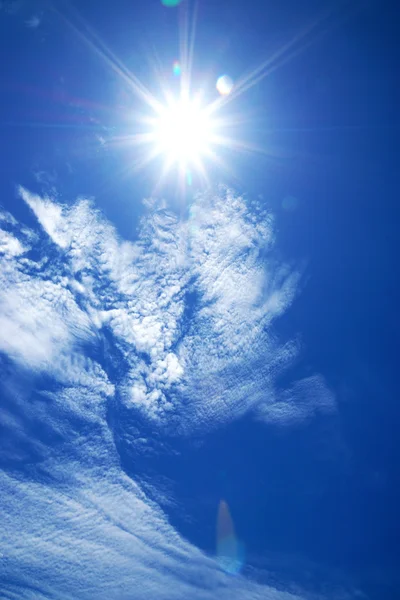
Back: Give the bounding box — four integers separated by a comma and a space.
55, 1, 338, 193
216, 74, 234, 96
216, 500, 244, 574
173, 60, 181, 77
161, 0, 183, 7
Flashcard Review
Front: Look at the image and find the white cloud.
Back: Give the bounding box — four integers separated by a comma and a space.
13, 185, 335, 431
0, 275, 92, 369
0, 371, 305, 599
0, 207, 18, 226
15, 185, 328, 429
19, 186, 70, 248
0, 228, 27, 256
0, 186, 338, 598
0, 463, 304, 600
256, 375, 336, 425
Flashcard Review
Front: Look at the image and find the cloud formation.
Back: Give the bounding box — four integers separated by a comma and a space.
0, 187, 334, 598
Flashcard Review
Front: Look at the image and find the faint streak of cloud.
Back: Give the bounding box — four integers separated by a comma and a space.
25, 13, 41, 28
256, 375, 336, 425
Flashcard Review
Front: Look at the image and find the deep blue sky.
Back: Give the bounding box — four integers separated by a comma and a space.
0, 1, 399, 599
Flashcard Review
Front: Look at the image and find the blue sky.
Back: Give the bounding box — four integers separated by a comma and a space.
0, 1, 399, 599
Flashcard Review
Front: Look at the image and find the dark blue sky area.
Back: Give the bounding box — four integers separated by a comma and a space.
0, 1, 399, 599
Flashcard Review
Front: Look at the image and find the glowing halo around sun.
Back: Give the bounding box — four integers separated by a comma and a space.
151, 97, 214, 170
126, 84, 243, 191
51, 1, 336, 194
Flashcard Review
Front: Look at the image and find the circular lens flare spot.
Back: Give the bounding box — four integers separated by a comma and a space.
173, 61, 181, 77
216, 74, 234, 96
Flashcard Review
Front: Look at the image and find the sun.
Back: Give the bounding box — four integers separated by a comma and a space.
152, 97, 214, 169
57, 0, 329, 194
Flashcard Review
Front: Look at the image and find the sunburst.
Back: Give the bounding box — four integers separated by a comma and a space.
57, 1, 336, 193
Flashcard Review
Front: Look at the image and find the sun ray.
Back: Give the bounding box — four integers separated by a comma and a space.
206, 6, 342, 117
53, 1, 356, 193
53, 3, 163, 115
179, 0, 199, 100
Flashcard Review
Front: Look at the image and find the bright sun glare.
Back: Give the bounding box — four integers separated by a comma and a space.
69, 0, 328, 191
153, 98, 213, 168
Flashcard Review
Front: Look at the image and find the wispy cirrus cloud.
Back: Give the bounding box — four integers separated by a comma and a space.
0, 187, 335, 598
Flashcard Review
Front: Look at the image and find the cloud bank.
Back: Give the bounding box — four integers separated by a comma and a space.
0, 186, 334, 599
